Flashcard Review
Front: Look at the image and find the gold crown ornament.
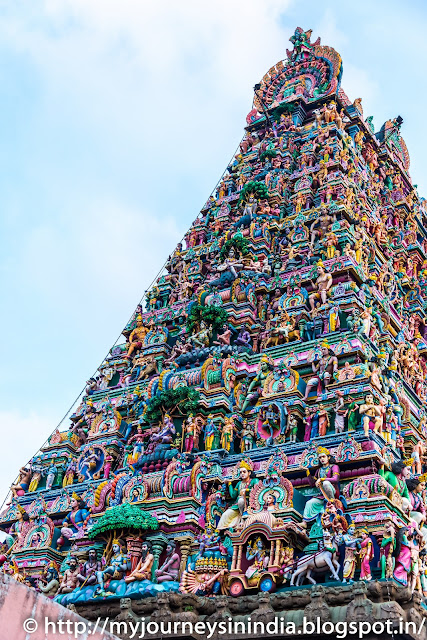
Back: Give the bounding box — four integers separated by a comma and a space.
317, 446, 330, 457
239, 459, 253, 472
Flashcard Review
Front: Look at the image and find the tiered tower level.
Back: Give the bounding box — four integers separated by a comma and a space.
3, 28, 427, 614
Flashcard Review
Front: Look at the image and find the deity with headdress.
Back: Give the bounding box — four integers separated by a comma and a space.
302, 446, 340, 527
217, 459, 258, 531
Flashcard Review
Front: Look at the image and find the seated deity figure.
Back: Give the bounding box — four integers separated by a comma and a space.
10, 466, 33, 500
126, 316, 149, 359
76, 548, 101, 587
145, 413, 176, 454
125, 541, 154, 583
217, 460, 258, 530
38, 561, 60, 595
155, 542, 180, 583
213, 323, 233, 346
235, 324, 252, 348
57, 556, 80, 594
96, 539, 131, 595
191, 320, 212, 349
217, 247, 244, 279
302, 447, 340, 527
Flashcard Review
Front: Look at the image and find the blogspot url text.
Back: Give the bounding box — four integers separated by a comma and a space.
22, 615, 426, 638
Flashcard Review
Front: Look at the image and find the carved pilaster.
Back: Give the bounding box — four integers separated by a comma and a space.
175, 535, 193, 579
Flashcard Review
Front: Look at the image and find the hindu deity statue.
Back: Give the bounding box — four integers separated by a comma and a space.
191, 320, 212, 349
57, 493, 90, 549
155, 542, 180, 583
304, 342, 338, 398
204, 415, 220, 451
406, 477, 427, 542
241, 355, 274, 412
182, 414, 197, 453
357, 393, 383, 437
308, 261, 333, 310
221, 416, 235, 452
124, 541, 154, 583
380, 523, 395, 580
302, 447, 340, 527
342, 524, 361, 583
56, 556, 80, 594
379, 460, 411, 512
10, 466, 33, 500
125, 316, 149, 359
245, 537, 269, 584
96, 539, 131, 595
240, 420, 255, 452
333, 391, 347, 434
359, 529, 374, 581
392, 527, 411, 587
145, 413, 176, 454
38, 561, 60, 596
76, 548, 101, 587
217, 460, 258, 530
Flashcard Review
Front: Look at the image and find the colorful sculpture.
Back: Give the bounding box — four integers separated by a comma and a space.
3, 26, 427, 608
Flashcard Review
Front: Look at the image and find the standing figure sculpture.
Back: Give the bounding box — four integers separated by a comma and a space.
304, 342, 338, 398
309, 261, 333, 310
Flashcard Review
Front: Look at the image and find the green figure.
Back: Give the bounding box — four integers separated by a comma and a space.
217, 461, 258, 531
347, 400, 360, 431
378, 461, 411, 508
241, 356, 274, 413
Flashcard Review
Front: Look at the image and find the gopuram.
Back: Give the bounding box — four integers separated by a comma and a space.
2, 27, 427, 639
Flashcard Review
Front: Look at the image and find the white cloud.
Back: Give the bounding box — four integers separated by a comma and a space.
0, 410, 57, 507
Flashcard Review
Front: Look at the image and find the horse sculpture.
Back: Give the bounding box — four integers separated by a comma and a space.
289, 530, 340, 585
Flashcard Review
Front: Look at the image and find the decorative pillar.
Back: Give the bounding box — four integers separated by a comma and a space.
175, 535, 193, 580
148, 536, 166, 582
274, 540, 281, 567
125, 536, 143, 572
269, 540, 274, 569
231, 545, 238, 571
237, 544, 243, 572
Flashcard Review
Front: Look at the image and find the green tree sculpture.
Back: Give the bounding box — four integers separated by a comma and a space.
88, 503, 159, 559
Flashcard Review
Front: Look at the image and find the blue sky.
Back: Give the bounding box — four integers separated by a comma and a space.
1, 0, 427, 503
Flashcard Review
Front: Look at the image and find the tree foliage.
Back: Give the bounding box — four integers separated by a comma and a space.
271, 102, 294, 121
238, 180, 269, 205
186, 303, 228, 333
259, 148, 277, 162
219, 236, 249, 262
88, 503, 159, 540
145, 387, 200, 423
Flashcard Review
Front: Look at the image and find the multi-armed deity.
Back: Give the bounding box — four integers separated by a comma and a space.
2, 26, 427, 610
